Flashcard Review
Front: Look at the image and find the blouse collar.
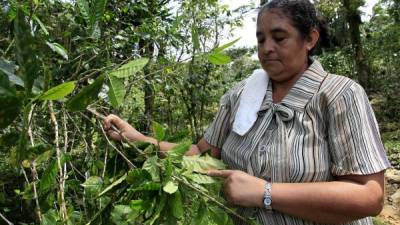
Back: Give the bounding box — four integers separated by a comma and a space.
264, 60, 328, 112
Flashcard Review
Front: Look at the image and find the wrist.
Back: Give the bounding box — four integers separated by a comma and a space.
263, 181, 273, 212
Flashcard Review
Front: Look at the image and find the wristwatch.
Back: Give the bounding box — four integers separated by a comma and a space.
263, 182, 273, 212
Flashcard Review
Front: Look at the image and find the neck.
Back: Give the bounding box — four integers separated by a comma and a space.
271, 63, 308, 103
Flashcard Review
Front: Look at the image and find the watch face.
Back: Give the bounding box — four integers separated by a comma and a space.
264, 198, 272, 206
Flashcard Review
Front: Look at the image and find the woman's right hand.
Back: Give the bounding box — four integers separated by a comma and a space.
103, 114, 146, 142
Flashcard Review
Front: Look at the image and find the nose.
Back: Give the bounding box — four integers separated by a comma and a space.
259, 38, 274, 54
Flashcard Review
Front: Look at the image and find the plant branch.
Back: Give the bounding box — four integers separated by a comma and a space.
48, 101, 68, 221
0, 212, 13, 225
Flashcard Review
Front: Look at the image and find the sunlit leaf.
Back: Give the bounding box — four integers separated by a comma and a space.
214, 38, 241, 52
208, 52, 231, 65
46, 42, 69, 60
142, 156, 160, 182
41, 209, 58, 225
182, 154, 226, 174
186, 173, 216, 184
163, 180, 178, 194
66, 75, 105, 111
39, 81, 76, 100
109, 58, 149, 78
168, 141, 192, 162
77, 0, 90, 23
152, 121, 165, 142
33, 15, 49, 36
130, 182, 161, 192
107, 75, 125, 108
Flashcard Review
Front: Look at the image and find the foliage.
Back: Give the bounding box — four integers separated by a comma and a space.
0, 0, 398, 224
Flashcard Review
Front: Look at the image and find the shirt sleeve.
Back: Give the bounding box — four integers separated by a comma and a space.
203, 81, 245, 148
327, 82, 391, 176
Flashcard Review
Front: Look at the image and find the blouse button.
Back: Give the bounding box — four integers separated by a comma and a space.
259, 145, 268, 152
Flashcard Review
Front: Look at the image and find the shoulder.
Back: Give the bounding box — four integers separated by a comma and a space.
318, 73, 368, 108
220, 77, 248, 106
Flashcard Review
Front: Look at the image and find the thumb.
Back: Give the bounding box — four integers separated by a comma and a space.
207, 169, 234, 178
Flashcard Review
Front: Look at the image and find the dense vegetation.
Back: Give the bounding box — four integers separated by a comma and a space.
0, 0, 399, 224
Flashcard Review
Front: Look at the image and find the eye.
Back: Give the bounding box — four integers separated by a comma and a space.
274, 37, 285, 42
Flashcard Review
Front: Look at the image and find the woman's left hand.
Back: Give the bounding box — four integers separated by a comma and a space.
208, 170, 266, 207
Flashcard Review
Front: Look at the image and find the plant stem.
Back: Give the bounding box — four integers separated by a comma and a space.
0, 212, 13, 225
49, 101, 68, 222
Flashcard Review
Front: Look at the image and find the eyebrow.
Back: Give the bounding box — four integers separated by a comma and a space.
256, 27, 289, 37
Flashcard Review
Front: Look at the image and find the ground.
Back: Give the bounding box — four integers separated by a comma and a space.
374, 169, 400, 225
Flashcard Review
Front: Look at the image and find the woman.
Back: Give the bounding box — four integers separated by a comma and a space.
104, 0, 391, 224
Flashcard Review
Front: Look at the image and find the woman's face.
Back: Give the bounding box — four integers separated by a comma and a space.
257, 10, 314, 83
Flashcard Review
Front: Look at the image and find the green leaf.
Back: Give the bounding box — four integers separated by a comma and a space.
152, 121, 165, 142
0, 59, 23, 87
126, 169, 152, 186
186, 173, 216, 184
91, 0, 107, 26
39, 153, 68, 192
111, 205, 139, 225
147, 194, 167, 225
130, 182, 161, 192
214, 38, 241, 52
0, 73, 22, 127
15, 8, 40, 93
168, 141, 192, 162
98, 174, 127, 197
142, 156, 160, 182
109, 58, 149, 78
39, 168, 55, 192
33, 15, 49, 36
107, 75, 125, 108
66, 75, 105, 111
182, 154, 226, 174
34, 150, 54, 166
81, 176, 103, 195
169, 190, 183, 219
39, 81, 76, 101
163, 180, 178, 194
194, 201, 207, 224
46, 42, 69, 60
0, 70, 16, 96
209, 206, 230, 225
130, 199, 144, 211
207, 52, 231, 65
41, 209, 58, 225
77, 0, 90, 24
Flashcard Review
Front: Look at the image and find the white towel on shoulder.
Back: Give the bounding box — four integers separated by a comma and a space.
232, 69, 269, 136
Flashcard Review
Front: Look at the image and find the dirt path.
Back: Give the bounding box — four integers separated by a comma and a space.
375, 169, 400, 225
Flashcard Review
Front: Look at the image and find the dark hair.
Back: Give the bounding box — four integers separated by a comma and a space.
258, 0, 330, 55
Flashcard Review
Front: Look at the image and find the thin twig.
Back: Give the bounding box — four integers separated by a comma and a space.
26, 103, 42, 222
30, 162, 42, 223
98, 121, 135, 169
0, 212, 13, 225
48, 101, 68, 221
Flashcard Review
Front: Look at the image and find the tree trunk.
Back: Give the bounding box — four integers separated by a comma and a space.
342, 0, 371, 92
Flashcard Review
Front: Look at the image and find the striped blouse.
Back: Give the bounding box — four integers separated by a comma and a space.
204, 60, 391, 225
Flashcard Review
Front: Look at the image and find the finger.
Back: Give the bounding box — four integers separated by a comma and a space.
104, 114, 121, 130
207, 169, 234, 178
107, 130, 121, 140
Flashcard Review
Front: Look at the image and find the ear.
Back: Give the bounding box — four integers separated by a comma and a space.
306, 29, 320, 51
